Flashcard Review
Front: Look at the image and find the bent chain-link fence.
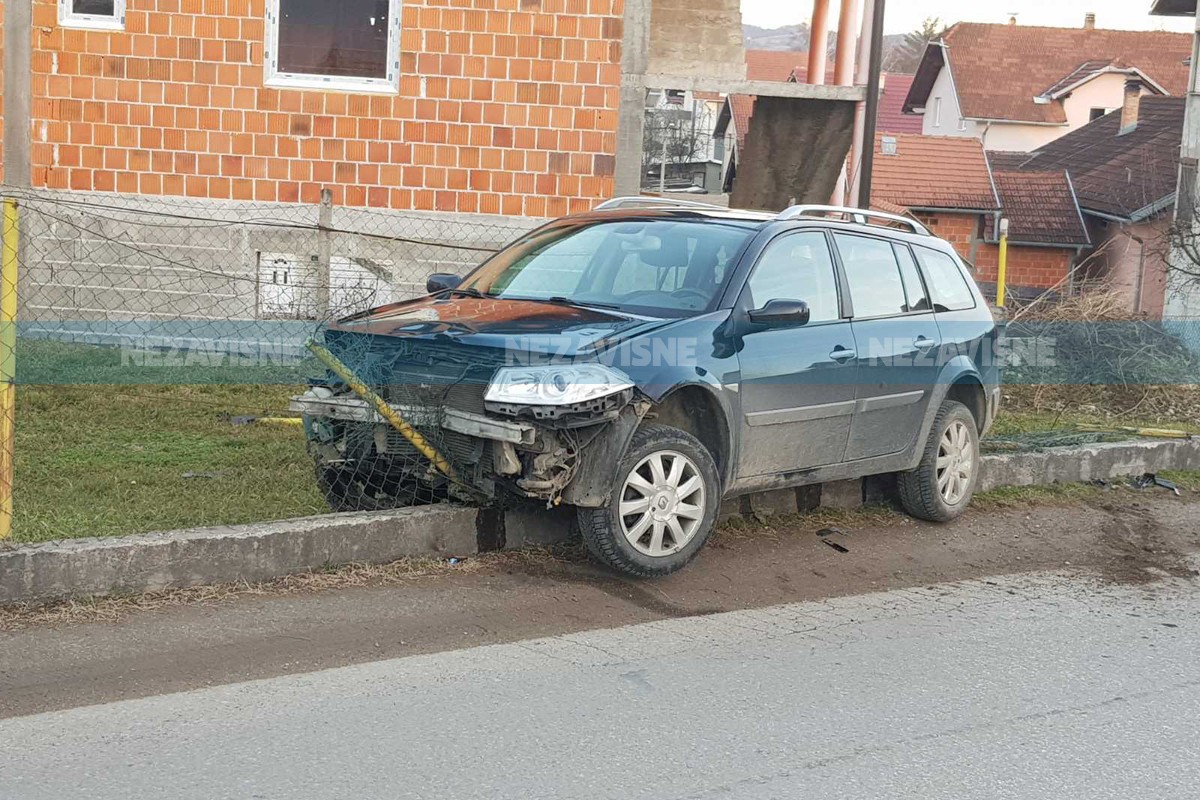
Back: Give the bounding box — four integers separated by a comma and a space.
3, 185, 540, 542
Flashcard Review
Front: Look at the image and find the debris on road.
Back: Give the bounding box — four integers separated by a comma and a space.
1131, 474, 1182, 496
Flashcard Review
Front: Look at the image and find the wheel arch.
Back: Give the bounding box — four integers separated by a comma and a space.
649, 384, 734, 489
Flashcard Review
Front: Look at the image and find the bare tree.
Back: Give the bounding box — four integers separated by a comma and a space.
643, 98, 718, 187
883, 17, 948, 75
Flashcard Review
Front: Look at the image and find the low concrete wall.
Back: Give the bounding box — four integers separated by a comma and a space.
3, 438, 1199, 605
976, 439, 1200, 492
0, 506, 480, 605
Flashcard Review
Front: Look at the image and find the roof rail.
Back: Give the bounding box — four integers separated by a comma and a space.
594, 196, 726, 212
777, 205, 931, 236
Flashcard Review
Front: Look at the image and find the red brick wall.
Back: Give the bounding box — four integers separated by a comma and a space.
914, 211, 1074, 290
23, 0, 623, 215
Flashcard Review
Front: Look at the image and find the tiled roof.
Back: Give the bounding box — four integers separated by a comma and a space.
986, 151, 1035, 171
871, 133, 1000, 212
728, 95, 756, 148
906, 23, 1190, 125
745, 49, 809, 82
1012, 96, 1184, 220
992, 170, 1090, 246
878, 73, 923, 134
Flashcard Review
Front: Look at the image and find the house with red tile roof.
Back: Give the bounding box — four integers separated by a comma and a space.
870, 133, 1090, 299
903, 18, 1191, 152
997, 92, 1185, 318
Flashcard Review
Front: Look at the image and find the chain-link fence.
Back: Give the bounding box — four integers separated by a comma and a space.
3, 186, 541, 543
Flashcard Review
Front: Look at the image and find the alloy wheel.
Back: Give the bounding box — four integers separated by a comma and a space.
618, 450, 707, 557
937, 420, 976, 506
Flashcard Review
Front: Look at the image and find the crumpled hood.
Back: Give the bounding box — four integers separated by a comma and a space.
328, 295, 673, 358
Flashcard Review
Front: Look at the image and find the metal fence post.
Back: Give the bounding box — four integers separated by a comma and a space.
0, 198, 18, 540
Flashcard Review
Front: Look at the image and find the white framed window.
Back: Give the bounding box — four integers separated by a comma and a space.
933, 97, 943, 128
59, 0, 126, 31
265, 0, 401, 94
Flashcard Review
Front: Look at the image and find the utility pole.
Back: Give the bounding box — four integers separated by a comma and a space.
856, 0, 887, 209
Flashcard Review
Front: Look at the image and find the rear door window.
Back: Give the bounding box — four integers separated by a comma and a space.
832, 233, 908, 319
913, 246, 977, 311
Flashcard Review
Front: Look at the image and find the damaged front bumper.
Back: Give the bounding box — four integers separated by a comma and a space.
292, 386, 648, 507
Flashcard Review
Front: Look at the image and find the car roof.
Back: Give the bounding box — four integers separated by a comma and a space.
566, 201, 945, 247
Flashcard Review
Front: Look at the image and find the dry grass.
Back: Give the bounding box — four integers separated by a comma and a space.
1004, 287, 1200, 425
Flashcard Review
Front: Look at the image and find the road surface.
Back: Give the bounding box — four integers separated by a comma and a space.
3, 564, 1198, 799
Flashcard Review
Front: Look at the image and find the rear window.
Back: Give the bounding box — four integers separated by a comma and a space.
913, 246, 977, 312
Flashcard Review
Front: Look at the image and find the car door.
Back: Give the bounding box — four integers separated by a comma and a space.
734, 230, 859, 478
832, 233, 942, 461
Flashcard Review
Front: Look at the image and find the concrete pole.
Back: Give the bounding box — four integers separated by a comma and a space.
315, 189, 333, 318
614, 0, 652, 197
807, 0, 832, 86
3, 0, 33, 187
834, 0, 862, 86
847, 0, 877, 204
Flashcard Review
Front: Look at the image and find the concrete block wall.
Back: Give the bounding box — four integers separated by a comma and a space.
18, 190, 542, 338
647, 0, 746, 81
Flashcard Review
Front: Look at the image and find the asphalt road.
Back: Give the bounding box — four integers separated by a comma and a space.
3, 565, 1198, 800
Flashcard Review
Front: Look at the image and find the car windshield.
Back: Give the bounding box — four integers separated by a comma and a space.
459, 218, 758, 317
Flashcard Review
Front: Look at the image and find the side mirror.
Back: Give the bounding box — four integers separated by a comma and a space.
748, 298, 811, 327
427, 273, 462, 294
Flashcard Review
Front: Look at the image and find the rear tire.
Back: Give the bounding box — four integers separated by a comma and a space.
577, 424, 721, 578
898, 400, 980, 523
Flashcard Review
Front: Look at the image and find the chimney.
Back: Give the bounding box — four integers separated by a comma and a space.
1119, 78, 1142, 135
1084, 12, 1096, 30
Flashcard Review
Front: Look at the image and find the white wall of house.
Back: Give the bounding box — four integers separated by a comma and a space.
919, 67, 1158, 152
1061, 73, 1150, 130
977, 123, 1068, 152
920, 65, 972, 138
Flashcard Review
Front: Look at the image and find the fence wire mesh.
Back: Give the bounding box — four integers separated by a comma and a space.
5, 185, 540, 542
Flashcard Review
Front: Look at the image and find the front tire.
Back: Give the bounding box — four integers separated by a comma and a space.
577, 424, 721, 578
898, 400, 980, 522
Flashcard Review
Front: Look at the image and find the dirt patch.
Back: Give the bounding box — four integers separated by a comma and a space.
1092, 500, 1200, 585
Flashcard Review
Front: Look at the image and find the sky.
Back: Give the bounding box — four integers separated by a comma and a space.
740, 0, 1196, 35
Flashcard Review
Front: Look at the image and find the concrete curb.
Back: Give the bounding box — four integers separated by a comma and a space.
3, 438, 1199, 605
977, 439, 1200, 493
0, 506, 480, 605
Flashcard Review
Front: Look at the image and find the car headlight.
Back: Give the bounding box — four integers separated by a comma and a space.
485, 364, 634, 406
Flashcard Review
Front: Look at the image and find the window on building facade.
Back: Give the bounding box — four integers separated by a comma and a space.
265, 0, 400, 93
933, 97, 943, 127
1090, 107, 1110, 122
59, 0, 126, 30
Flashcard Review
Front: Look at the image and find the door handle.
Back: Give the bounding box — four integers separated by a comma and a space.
914, 336, 938, 350
829, 347, 857, 362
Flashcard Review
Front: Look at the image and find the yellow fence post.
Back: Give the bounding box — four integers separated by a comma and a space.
996, 217, 1010, 309
0, 199, 17, 540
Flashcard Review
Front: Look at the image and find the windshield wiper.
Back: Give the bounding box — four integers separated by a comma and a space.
538, 296, 624, 311
445, 287, 487, 298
